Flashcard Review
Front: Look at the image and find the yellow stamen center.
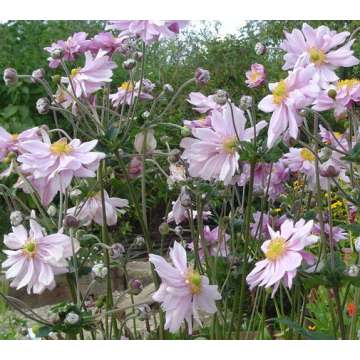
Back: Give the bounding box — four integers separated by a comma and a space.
250, 71, 261, 82
119, 81, 134, 92
50, 138, 72, 155
22, 239, 37, 258
336, 79, 360, 90
266, 237, 287, 261
70, 67, 81, 78
185, 269, 202, 295
300, 148, 315, 162
272, 80, 288, 105
11, 134, 19, 141
223, 137, 238, 154
309, 48, 326, 65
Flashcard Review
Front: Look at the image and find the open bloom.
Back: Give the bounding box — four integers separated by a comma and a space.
283, 147, 317, 177
181, 103, 267, 185
2, 217, 78, 294
149, 241, 221, 334
110, 80, 153, 107
313, 79, 360, 118
18, 136, 105, 206
187, 92, 221, 114
258, 66, 319, 148
106, 21, 188, 44
245, 63, 266, 88
64, 50, 116, 98
313, 223, 347, 246
188, 226, 230, 260
44, 32, 90, 68
281, 23, 359, 88
67, 190, 128, 226
246, 219, 318, 296
87, 32, 124, 55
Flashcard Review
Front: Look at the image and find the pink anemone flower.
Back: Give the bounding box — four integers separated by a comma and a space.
180, 103, 267, 185
187, 92, 221, 114
281, 23, 359, 88
246, 219, 318, 296
109, 80, 153, 107
67, 190, 128, 226
245, 63, 266, 88
17, 136, 105, 206
258, 66, 319, 148
2, 217, 78, 294
87, 32, 124, 55
149, 241, 221, 334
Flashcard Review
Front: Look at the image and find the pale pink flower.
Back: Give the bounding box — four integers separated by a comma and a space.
181, 104, 267, 185
44, 32, 90, 69
188, 226, 230, 260
67, 190, 128, 226
109, 80, 153, 107
246, 219, 318, 296
283, 147, 317, 177
313, 223, 347, 246
281, 23, 359, 88
187, 92, 221, 114
313, 79, 360, 118
258, 66, 319, 148
245, 63, 266, 88
149, 241, 221, 334
318, 125, 348, 149
106, 21, 189, 44
250, 212, 288, 239
87, 32, 124, 55
64, 50, 116, 98
0, 126, 40, 161
2, 217, 78, 294
18, 137, 105, 206
183, 114, 212, 129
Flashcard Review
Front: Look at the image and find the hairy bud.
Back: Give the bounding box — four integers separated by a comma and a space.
10, 211, 23, 227
3, 68, 18, 86
31, 68, 45, 83
129, 279, 143, 295
36, 97, 50, 114
254, 42, 266, 56
122, 58, 137, 71
195, 67, 210, 85
63, 215, 79, 228
213, 89, 228, 105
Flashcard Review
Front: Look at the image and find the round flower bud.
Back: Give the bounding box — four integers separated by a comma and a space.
129, 279, 143, 295
47, 205, 57, 217
92, 263, 108, 279
10, 211, 23, 227
64, 312, 80, 325
299, 109, 307, 117
31, 68, 45, 83
51, 74, 61, 84
137, 304, 151, 321
327, 89, 337, 100
36, 97, 50, 115
174, 226, 183, 236
3, 68, 18, 86
180, 126, 191, 137
133, 51, 144, 62
159, 222, 170, 235
163, 84, 174, 93
50, 48, 64, 59
195, 67, 210, 85
69, 189, 82, 200
239, 95, 253, 110
213, 89, 228, 105
134, 235, 145, 248
142, 110, 150, 119
348, 264, 359, 277
63, 215, 79, 228
122, 58, 137, 71
254, 42, 266, 56
180, 190, 192, 209
110, 243, 125, 259
355, 237, 360, 253
320, 164, 340, 178
168, 149, 181, 163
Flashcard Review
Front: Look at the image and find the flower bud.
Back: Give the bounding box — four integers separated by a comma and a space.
181, 126, 191, 137
180, 190, 192, 209
254, 42, 266, 56
31, 68, 45, 83
133, 51, 144, 61
110, 243, 125, 259
134, 129, 157, 154
195, 67, 210, 85
239, 95, 253, 110
92, 263, 108, 279
320, 163, 340, 178
3, 68, 18, 86
213, 89, 228, 105
137, 304, 151, 321
133, 235, 145, 248
163, 84, 174, 93
174, 226, 183, 236
142, 110, 150, 119
64, 312, 80, 325
70, 189, 82, 200
50, 48, 64, 59
36, 97, 50, 115
159, 222, 170, 235
129, 279, 143, 295
327, 89, 337, 100
51, 74, 61, 84
128, 156, 143, 178
348, 264, 359, 277
168, 149, 181, 163
3, 151, 17, 163
10, 211, 23, 227
47, 205, 57, 217
63, 215, 79, 228
299, 109, 307, 117
122, 58, 137, 71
